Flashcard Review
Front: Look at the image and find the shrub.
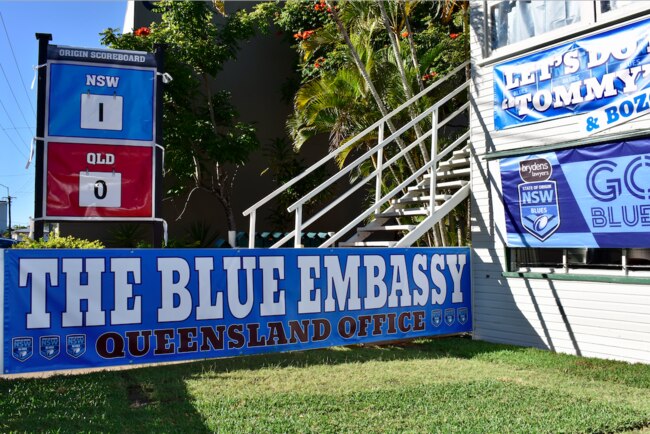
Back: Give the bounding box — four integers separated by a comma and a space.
14, 235, 105, 249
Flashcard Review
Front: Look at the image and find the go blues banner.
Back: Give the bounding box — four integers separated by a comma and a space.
500, 138, 650, 247
494, 16, 650, 131
2, 248, 471, 374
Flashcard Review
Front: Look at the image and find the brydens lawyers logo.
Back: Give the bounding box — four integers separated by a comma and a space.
518, 157, 560, 241
12, 337, 33, 362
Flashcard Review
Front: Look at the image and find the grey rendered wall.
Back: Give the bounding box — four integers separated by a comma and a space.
468, 1, 650, 364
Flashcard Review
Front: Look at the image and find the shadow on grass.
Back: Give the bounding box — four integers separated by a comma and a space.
1, 336, 518, 432
6, 336, 644, 433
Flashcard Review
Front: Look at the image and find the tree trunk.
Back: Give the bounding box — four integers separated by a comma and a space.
328, 1, 418, 174
376, 0, 429, 162
401, 0, 424, 92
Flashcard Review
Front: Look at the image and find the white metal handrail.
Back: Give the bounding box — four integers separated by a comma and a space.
276, 100, 469, 247
270, 122, 461, 249
318, 131, 470, 248
287, 83, 469, 213
243, 61, 469, 247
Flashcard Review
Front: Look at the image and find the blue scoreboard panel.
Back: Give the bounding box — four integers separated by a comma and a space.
47, 63, 155, 142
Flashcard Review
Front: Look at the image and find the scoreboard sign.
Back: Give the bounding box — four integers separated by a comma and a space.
43, 45, 157, 220
46, 142, 153, 217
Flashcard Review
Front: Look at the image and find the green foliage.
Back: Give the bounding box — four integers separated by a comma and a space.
108, 224, 147, 248
14, 235, 104, 249
255, 0, 470, 246
262, 0, 468, 156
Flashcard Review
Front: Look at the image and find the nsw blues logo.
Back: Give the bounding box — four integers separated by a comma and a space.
66, 334, 86, 358
40, 336, 60, 360
432, 309, 443, 327
444, 308, 456, 326
12, 337, 33, 362
458, 307, 469, 325
518, 158, 560, 241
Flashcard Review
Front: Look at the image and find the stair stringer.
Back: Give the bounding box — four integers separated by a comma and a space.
394, 183, 470, 247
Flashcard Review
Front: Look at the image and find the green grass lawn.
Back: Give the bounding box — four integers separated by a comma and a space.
2, 337, 650, 433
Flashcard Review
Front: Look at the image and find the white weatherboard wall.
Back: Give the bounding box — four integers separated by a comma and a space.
469, 2, 650, 364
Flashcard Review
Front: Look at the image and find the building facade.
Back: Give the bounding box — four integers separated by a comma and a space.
469, 1, 650, 363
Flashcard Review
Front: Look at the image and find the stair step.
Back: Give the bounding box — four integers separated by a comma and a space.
452, 148, 470, 159
339, 241, 398, 247
438, 157, 470, 170
408, 180, 468, 192
427, 167, 471, 179
359, 224, 416, 233
378, 208, 429, 218
392, 194, 451, 205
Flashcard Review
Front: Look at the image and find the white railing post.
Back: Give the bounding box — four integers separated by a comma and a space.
294, 206, 303, 247
429, 109, 438, 214
248, 210, 256, 248
375, 121, 385, 215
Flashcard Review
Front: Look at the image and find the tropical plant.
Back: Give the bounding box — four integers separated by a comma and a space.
108, 223, 147, 248
255, 0, 470, 246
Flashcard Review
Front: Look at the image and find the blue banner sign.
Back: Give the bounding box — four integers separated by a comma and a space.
494, 17, 650, 131
2, 248, 471, 374
500, 138, 650, 247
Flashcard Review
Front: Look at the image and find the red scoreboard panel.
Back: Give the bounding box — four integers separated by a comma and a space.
46, 142, 153, 218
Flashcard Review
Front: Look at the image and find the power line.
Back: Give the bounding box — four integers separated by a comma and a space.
0, 95, 30, 149
0, 63, 32, 128
0, 99, 29, 159
0, 124, 28, 159
0, 12, 36, 115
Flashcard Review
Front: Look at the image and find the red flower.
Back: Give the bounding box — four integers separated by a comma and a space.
422, 71, 438, 81
134, 27, 150, 37
314, 57, 326, 69
401, 31, 409, 38
449, 33, 460, 39
294, 30, 315, 41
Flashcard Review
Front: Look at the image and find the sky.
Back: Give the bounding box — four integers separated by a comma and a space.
0, 1, 128, 228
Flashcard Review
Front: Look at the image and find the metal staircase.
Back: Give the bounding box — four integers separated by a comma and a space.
243, 61, 471, 248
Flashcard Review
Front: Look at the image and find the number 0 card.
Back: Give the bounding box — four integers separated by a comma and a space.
45, 142, 153, 218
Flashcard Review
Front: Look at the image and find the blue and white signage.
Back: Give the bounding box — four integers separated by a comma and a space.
42, 44, 158, 221
500, 138, 650, 247
47, 63, 155, 141
494, 17, 650, 131
2, 248, 472, 374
